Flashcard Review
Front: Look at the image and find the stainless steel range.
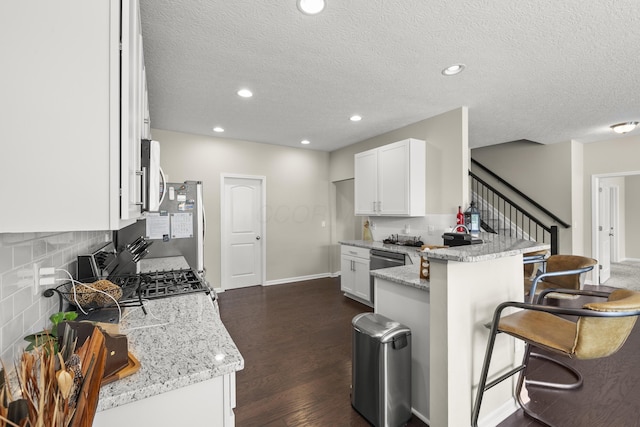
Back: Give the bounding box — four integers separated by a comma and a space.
44, 241, 212, 318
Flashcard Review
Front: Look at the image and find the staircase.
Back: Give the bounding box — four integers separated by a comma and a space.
469, 159, 570, 254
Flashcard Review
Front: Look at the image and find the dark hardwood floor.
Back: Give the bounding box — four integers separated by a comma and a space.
218, 279, 640, 427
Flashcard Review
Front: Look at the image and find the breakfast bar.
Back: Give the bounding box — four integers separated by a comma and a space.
368, 234, 549, 427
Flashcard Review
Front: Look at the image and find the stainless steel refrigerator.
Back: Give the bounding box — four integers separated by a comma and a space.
116, 181, 205, 274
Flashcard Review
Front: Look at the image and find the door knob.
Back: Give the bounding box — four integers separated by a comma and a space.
256, 236, 261, 240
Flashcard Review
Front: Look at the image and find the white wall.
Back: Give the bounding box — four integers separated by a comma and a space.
153, 129, 332, 288
0, 231, 108, 362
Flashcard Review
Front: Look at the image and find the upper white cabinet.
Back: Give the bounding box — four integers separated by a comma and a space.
354, 138, 426, 216
0, 0, 147, 232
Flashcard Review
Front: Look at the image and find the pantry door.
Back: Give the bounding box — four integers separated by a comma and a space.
221, 175, 266, 289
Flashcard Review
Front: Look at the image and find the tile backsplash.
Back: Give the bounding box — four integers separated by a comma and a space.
0, 231, 110, 363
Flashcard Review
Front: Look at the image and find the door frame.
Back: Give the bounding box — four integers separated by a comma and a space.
220, 173, 267, 291
591, 170, 640, 285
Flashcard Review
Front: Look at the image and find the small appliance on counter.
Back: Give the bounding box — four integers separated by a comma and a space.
442, 232, 483, 246
382, 234, 424, 247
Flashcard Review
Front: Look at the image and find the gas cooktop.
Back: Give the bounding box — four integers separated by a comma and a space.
134, 268, 210, 300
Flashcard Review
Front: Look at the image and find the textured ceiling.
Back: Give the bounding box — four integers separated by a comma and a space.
139, 0, 640, 151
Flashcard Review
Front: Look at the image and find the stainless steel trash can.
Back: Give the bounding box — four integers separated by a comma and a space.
351, 313, 411, 427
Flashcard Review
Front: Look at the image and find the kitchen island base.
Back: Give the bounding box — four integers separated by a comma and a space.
374, 276, 430, 424
371, 234, 548, 427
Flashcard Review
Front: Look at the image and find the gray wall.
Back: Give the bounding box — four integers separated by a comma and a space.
626, 175, 640, 259
583, 134, 640, 259
330, 107, 469, 214
153, 129, 332, 288
471, 140, 575, 253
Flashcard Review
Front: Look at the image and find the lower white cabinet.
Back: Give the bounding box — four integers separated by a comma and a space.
340, 245, 372, 305
94, 373, 237, 427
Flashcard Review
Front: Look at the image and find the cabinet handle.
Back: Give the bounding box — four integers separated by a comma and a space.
372, 201, 376, 212
351, 260, 355, 271
377, 201, 382, 211
135, 167, 146, 207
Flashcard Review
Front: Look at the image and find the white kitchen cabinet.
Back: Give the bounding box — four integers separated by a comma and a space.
354, 138, 426, 216
94, 373, 237, 427
340, 245, 372, 305
0, 0, 147, 232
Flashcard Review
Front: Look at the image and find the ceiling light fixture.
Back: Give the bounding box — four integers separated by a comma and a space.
350, 115, 362, 122
213, 127, 224, 133
301, 139, 311, 145
297, 0, 325, 15
610, 121, 638, 134
237, 88, 253, 98
441, 64, 466, 76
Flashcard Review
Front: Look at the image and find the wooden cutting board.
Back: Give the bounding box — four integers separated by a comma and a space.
102, 352, 141, 385
71, 326, 106, 427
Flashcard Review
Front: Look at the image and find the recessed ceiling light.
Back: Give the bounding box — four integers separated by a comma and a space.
300, 139, 311, 145
237, 88, 253, 98
213, 127, 224, 133
297, 0, 325, 15
610, 121, 638, 134
350, 115, 362, 122
441, 64, 466, 76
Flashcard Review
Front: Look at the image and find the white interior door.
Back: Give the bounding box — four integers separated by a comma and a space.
598, 186, 612, 283
222, 176, 265, 290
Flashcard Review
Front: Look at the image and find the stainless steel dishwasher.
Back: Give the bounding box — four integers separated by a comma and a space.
370, 249, 406, 270
369, 249, 406, 304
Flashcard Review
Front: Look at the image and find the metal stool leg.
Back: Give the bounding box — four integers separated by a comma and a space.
472, 316, 526, 427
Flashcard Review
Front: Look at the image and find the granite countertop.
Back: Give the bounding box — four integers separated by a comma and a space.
366, 235, 550, 291
341, 234, 549, 263
97, 258, 244, 412
371, 265, 428, 291
425, 233, 549, 262
339, 240, 424, 257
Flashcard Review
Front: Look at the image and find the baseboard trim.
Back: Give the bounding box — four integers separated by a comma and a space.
264, 273, 333, 286
411, 408, 429, 425
478, 397, 519, 427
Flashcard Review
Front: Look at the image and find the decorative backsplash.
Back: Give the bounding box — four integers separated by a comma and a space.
0, 231, 109, 363
367, 214, 456, 245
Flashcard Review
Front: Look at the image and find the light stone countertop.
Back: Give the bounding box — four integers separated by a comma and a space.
341, 233, 549, 263
339, 239, 425, 257
96, 258, 243, 412
371, 265, 429, 291
357, 235, 550, 291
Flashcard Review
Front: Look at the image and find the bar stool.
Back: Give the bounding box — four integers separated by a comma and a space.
525, 255, 597, 303
472, 288, 640, 427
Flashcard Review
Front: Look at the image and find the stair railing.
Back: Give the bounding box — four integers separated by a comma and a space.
469, 159, 570, 254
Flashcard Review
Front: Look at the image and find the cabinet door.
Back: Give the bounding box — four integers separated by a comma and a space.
354, 149, 378, 215
120, 0, 143, 221
378, 140, 410, 215
340, 255, 355, 294
352, 257, 371, 302
0, 0, 114, 232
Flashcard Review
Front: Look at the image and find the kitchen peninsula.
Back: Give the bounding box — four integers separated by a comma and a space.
93, 257, 244, 427
344, 234, 549, 427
